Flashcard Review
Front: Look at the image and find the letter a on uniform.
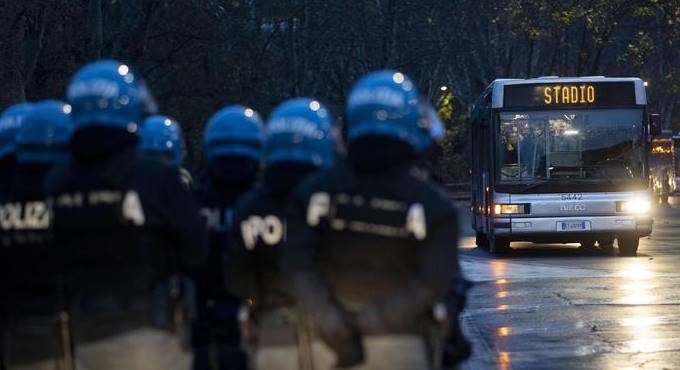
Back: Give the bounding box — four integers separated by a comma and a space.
406, 203, 427, 240
122, 190, 145, 226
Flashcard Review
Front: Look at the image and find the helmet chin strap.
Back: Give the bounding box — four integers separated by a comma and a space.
70, 126, 139, 162
207, 155, 259, 189
348, 136, 417, 173
264, 162, 317, 198
209, 170, 257, 190
0, 155, 16, 182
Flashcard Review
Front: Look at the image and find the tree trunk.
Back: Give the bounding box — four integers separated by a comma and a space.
88, 0, 103, 59
21, 1, 49, 99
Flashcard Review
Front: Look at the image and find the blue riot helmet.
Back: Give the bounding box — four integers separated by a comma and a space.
203, 106, 264, 161
139, 115, 185, 167
264, 98, 335, 169
67, 60, 157, 133
0, 103, 34, 160
15, 100, 74, 164
203, 106, 264, 185
346, 70, 432, 152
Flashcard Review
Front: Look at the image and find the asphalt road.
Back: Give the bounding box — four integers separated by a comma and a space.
459, 198, 680, 370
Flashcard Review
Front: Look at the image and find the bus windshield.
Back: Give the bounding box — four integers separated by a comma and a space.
497, 109, 644, 184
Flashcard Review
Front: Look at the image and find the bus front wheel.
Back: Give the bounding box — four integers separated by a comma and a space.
489, 236, 510, 255
598, 237, 615, 255
476, 232, 489, 249
617, 235, 639, 257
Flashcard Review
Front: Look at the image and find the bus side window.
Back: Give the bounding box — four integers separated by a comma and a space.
471, 120, 478, 215
471, 104, 489, 218
479, 110, 490, 215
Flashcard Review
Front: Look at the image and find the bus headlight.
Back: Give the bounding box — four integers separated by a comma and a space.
494, 204, 530, 215
616, 199, 651, 214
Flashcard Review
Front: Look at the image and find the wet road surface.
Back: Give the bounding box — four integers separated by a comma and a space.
459, 199, 680, 370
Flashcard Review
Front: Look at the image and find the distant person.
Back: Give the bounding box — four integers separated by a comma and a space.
281, 71, 469, 369
417, 103, 446, 183
661, 170, 671, 206
192, 106, 264, 370
1, 101, 73, 370
45, 60, 208, 370
229, 98, 336, 369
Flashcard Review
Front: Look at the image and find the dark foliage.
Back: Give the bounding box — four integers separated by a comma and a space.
1, 0, 678, 178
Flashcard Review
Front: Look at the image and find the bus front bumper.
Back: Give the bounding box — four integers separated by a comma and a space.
493, 215, 653, 240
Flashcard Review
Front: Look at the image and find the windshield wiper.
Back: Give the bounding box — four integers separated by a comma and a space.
518, 182, 549, 194
568, 177, 617, 187
516, 176, 626, 194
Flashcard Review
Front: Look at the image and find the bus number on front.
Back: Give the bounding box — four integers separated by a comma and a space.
561, 193, 583, 201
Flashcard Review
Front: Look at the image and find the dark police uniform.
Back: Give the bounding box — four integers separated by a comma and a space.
281, 162, 463, 368
193, 181, 250, 370
229, 181, 311, 370
0, 157, 13, 370
45, 146, 208, 348
230, 181, 300, 312
1, 163, 67, 369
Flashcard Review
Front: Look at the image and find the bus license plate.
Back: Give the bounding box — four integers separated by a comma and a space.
557, 221, 590, 231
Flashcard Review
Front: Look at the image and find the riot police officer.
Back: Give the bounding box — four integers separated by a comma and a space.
1, 100, 73, 370
229, 98, 336, 369
45, 60, 208, 370
193, 105, 264, 370
0, 103, 34, 191
138, 114, 196, 346
139, 115, 193, 187
280, 71, 468, 369
0, 102, 34, 370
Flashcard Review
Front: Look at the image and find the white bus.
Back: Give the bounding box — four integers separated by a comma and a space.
470, 77, 656, 256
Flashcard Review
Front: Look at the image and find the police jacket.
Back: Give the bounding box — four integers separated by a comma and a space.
1, 163, 62, 316
45, 144, 208, 341
229, 184, 294, 313
1, 164, 66, 364
194, 180, 248, 304
281, 162, 462, 335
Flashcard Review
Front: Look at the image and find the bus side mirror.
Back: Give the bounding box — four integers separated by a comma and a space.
650, 113, 662, 136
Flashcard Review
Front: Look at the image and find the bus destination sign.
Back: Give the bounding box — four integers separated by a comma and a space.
503, 81, 637, 108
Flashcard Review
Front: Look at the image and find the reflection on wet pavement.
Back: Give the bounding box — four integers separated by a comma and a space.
619, 262, 657, 306
498, 351, 511, 370
496, 327, 512, 337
